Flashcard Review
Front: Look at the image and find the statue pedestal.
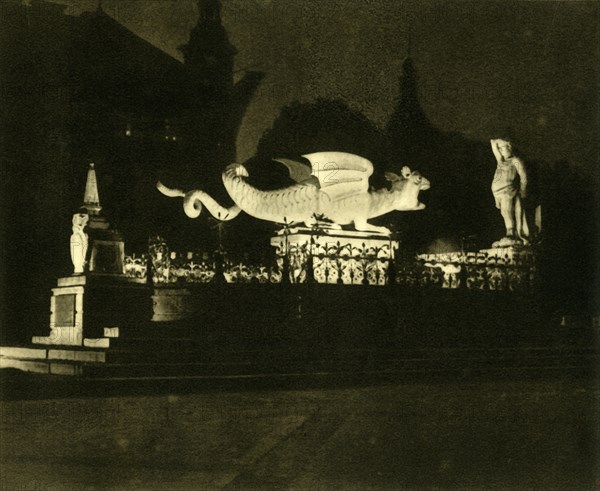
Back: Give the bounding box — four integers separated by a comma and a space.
420, 245, 533, 264
479, 245, 534, 262
32, 275, 88, 346
270, 227, 399, 285
32, 274, 149, 347
87, 226, 126, 276
30, 161, 148, 347
417, 245, 536, 290
36, 224, 128, 346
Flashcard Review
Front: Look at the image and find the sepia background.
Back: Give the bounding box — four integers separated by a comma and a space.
0, 1, 598, 489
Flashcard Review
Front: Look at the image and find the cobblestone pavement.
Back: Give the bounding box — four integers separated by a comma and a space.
1, 375, 598, 490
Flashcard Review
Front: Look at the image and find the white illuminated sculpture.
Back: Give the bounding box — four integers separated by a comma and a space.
490, 138, 530, 246
158, 151, 430, 234
70, 212, 89, 274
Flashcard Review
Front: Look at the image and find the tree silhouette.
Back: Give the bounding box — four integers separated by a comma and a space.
386, 58, 499, 248
248, 98, 387, 189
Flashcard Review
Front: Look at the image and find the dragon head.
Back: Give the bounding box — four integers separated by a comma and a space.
385, 166, 430, 211
407, 171, 430, 191
385, 167, 430, 192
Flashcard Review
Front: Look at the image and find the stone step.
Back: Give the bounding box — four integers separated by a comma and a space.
103, 327, 119, 338
49, 362, 84, 376
47, 348, 107, 363
111, 326, 193, 340
83, 338, 110, 349
0, 357, 50, 374
79, 361, 304, 379
0, 357, 87, 376
103, 348, 204, 364
0, 346, 47, 360
106, 337, 195, 351
2, 343, 596, 379
0, 345, 109, 365
67, 351, 599, 380
94, 345, 578, 365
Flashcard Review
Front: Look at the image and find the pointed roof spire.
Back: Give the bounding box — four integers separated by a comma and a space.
83, 163, 102, 215
197, 0, 221, 22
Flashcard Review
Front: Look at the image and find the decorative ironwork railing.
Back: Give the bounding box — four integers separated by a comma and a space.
124, 236, 282, 285
124, 236, 536, 291
406, 250, 536, 292
123, 253, 148, 283
271, 239, 393, 286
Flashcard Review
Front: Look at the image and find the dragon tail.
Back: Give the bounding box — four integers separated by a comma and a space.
156, 181, 242, 221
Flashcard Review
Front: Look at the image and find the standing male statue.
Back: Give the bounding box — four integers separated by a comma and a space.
490, 138, 530, 246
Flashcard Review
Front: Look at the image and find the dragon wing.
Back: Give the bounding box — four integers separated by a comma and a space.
273, 158, 315, 184
302, 151, 373, 201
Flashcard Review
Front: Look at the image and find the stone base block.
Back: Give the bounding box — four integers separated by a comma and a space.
0, 346, 47, 360
0, 357, 49, 374
103, 327, 119, 338
83, 337, 110, 349
50, 363, 83, 376
32, 326, 82, 346
48, 349, 106, 363
152, 288, 198, 322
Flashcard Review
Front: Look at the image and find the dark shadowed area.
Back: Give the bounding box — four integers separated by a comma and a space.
1, 376, 598, 489
0, 2, 598, 489
2, 1, 597, 345
47, 0, 599, 174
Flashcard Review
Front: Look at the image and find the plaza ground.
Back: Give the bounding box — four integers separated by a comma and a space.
1, 370, 598, 490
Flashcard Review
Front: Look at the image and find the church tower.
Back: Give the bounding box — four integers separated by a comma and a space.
175, 0, 263, 192
386, 56, 436, 155
179, 0, 236, 105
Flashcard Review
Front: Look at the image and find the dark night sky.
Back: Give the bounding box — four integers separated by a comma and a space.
49, 0, 598, 176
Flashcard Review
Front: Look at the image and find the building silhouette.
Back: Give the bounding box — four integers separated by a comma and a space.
0, 0, 262, 342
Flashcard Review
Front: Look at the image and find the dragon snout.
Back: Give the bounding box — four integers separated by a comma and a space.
420, 178, 431, 190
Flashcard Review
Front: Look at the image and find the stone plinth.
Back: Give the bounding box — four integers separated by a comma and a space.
419, 245, 534, 265
152, 288, 199, 322
88, 231, 125, 276
32, 275, 86, 346
31, 162, 144, 348
417, 245, 536, 290
271, 227, 399, 285
32, 274, 150, 346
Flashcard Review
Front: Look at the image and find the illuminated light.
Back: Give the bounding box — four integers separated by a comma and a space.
172, 136, 177, 141
125, 128, 131, 137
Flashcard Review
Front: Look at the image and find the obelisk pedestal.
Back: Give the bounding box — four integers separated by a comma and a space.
33, 163, 130, 346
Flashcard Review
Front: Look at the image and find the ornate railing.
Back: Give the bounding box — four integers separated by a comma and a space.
271, 239, 393, 285
124, 236, 536, 291
407, 249, 536, 292
124, 236, 281, 285
123, 253, 148, 283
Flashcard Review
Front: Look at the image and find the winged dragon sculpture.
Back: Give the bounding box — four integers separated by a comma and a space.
157, 152, 430, 235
